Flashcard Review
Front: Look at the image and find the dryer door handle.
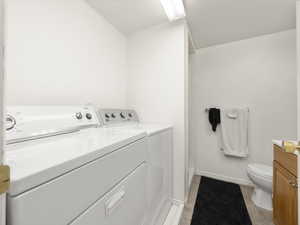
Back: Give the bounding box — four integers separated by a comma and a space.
105, 188, 125, 216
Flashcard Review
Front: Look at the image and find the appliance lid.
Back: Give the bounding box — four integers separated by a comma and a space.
5, 127, 147, 196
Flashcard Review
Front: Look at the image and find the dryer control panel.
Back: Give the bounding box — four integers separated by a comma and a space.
98, 109, 139, 125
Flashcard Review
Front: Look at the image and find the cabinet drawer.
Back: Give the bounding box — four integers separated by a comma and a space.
7, 138, 147, 225
71, 163, 147, 225
274, 144, 297, 176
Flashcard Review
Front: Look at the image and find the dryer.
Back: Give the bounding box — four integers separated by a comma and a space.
98, 109, 173, 225
5, 106, 148, 225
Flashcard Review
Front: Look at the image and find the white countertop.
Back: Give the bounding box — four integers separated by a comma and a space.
272, 139, 300, 156
272, 139, 300, 147
4, 127, 147, 196
272, 140, 284, 147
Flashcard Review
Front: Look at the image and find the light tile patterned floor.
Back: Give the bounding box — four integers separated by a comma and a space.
179, 176, 274, 225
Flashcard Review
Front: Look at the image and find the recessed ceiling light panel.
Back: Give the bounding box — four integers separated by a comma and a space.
160, 0, 186, 21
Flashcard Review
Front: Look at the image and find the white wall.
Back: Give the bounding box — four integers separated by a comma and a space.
191, 30, 297, 185
5, 0, 127, 108
127, 21, 188, 202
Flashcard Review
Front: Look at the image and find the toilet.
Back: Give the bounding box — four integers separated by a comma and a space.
247, 163, 273, 210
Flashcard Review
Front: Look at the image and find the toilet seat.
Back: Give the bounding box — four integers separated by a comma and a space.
247, 164, 272, 181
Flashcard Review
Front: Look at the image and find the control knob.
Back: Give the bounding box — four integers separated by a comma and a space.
75, 112, 83, 120
86, 113, 93, 120
120, 112, 126, 119
6, 114, 16, 131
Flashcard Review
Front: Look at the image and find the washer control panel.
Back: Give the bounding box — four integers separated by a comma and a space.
6, 105, 101, 144
98, 109, 139, 125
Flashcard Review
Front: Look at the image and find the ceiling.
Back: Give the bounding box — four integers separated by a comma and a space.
86, 0, 297, 49
185, 0, 297, 48
86, 0, 168, 34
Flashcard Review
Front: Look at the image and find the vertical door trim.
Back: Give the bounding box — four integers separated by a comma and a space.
0, 0, 5, 224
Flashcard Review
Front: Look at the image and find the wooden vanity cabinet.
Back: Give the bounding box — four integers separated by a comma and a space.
273, 145, 298, 225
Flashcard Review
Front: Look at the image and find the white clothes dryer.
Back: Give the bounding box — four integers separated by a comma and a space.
98, 109, 173, 225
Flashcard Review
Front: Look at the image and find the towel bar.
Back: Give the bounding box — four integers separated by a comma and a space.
205, 108, 250, 112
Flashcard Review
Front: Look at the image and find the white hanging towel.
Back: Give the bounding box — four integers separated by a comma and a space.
219, 108, 249, 157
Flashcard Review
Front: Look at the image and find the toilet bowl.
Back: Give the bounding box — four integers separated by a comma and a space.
247, 163, 273, 210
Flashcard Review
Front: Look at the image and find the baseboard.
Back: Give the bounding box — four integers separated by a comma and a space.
188, 167, 195, 189
172, 198, 184, 206
196, 170, 253, 186
185, 168, 195, 204
163, 201, 184, 225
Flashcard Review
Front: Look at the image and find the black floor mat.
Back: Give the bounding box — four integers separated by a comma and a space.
191, 177, 252, 225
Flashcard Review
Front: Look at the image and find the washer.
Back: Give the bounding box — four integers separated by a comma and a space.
4, 106, 148, 225
98, 109, 173, 225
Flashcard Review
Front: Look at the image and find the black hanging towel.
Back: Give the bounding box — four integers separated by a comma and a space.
208, 108, 220, 132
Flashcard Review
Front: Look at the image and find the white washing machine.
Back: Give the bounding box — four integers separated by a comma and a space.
98, 109, 173, 225
4, 106, 148, 225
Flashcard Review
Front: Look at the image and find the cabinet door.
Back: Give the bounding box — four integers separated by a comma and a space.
273, 161, 298, 225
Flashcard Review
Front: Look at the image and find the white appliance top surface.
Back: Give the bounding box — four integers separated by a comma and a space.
106, 123, 172, 136
5, 127, 146, 196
